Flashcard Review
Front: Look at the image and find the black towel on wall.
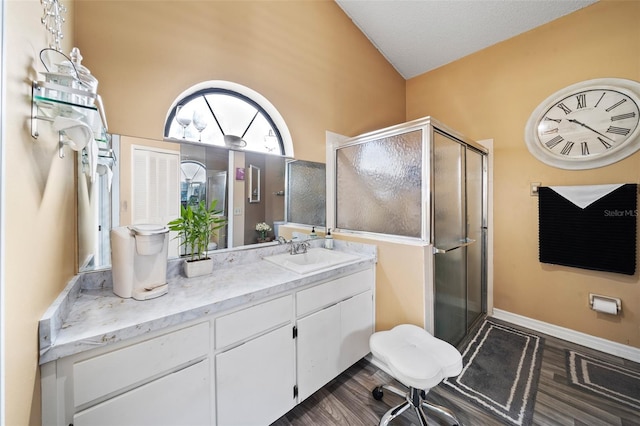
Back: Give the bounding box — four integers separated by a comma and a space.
538, 184, 637, 275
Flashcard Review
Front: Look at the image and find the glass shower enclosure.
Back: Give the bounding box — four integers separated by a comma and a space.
335, 117, 487, 346
432, 130, 487, 345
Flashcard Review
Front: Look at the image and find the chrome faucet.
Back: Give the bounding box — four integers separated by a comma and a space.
289, 239, 310, 255
276, 236, 310, 254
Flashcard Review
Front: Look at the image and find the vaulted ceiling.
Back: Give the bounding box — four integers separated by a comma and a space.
335, 0, 598, 79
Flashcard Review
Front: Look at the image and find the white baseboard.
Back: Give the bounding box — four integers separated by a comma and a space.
491, 309, 640, 363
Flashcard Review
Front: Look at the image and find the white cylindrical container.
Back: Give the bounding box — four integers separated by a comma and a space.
131, 224, 168, 255
110, 225, 169, 300
110, 226, 135, 298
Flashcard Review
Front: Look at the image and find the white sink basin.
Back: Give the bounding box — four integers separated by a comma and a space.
263, 248, 361, 274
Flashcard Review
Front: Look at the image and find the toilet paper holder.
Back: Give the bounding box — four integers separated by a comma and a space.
589, 293, 621, 313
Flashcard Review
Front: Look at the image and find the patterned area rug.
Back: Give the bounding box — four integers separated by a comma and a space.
442, 319, 544, 426
566, 350, 640, 410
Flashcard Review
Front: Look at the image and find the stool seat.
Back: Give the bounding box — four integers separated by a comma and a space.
370, 324, 463, 426
370, 324, 462, 389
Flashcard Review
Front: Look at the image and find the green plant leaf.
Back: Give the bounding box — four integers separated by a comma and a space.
167, 199, 228, 261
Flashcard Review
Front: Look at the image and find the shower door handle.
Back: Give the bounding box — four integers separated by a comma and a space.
433, 238, 476, 254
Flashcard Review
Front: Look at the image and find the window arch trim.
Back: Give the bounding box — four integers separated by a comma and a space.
164, 80, 294, 158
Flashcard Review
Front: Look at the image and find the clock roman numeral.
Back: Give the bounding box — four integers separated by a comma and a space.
606, 126, 631, 136
598, 137, 613, 149
556, 103, 572, 115
594, 92, 606, 108
605, 99, 627, 112
542, 128, 559, 135
576, 94, 587, 109
581, 142, 589, 155
545, 135, 564, 149
560, 142, 574, 155
611, 112, 636, 121
544, 116, 562, 124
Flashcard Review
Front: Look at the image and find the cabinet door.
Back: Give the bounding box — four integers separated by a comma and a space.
73, 358, 211, 426
216, 324, 295, 426
296, 303, 341, 402
340, 290, 374, 371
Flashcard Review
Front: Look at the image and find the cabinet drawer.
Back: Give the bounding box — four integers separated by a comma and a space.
74, 358, 211, 426
215, 295, 293, 349
296, 268, 373, 317
73, 322, 209, 408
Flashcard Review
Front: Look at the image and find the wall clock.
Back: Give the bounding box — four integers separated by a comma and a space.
524, 78, 640, 170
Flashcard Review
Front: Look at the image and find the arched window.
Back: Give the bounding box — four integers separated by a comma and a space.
164, 81, 293, 157
180, 160, 207, 207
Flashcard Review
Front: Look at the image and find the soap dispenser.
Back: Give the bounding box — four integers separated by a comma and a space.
309, 227, 318, 239
324, 228, 333, 250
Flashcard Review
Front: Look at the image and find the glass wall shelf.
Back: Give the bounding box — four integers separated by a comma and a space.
31, 80, 108, 144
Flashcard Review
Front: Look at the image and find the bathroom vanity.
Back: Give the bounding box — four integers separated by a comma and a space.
39, 241, 376, 426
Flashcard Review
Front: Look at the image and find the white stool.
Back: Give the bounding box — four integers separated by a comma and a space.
370, 324, 463, 426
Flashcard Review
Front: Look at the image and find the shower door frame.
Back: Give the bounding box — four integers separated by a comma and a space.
327, 117, 488, 338
427, 125, 488, 344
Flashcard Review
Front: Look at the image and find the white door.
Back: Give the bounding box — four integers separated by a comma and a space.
296, 303, 341, 402
215, 325, 295, 426
131, 146, 180, 257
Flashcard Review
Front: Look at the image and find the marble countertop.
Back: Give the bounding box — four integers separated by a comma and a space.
39, 240, 376, 365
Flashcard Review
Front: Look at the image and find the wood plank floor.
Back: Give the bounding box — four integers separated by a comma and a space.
271, 320, 640, 426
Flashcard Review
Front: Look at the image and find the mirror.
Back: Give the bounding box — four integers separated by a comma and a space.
248, 164, 260, 203
286, 160, 326, 227
180, 143, 230, 249
77, 136, 118, 272
180, 143, 287, 249
180, 160, 208, 206
77, 136, 325, 272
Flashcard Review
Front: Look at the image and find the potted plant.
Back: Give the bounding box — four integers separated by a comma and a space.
168, 199, 227, 278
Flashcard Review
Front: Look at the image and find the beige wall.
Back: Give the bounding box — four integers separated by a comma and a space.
9, 1, 639, 424
348, 238, 428, 331
74, 0, 406, 161
4, 1, 405, 424
5, 1, 77, 424
407, 1, 640, 347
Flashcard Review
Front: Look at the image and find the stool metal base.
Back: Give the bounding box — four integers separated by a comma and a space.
373, 384, 460, 426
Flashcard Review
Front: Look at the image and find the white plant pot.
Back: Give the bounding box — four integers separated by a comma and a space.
183, 258, 213, 278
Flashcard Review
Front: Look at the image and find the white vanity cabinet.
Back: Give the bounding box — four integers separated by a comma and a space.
295, 268, 375, 401
41, 321, 212, 426
214, 295, 295, 426
213, 267, 375, 424
41, 257, 376, 426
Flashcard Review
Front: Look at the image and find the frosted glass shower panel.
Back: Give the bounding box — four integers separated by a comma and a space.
336, 130, 422, 237
286, 160, 326, 226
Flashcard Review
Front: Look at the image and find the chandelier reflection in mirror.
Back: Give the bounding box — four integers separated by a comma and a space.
165, 89, 285, 155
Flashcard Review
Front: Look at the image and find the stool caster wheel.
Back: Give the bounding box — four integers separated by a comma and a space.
372, 386, 384, 400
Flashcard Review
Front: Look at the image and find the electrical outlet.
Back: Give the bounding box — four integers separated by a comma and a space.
234, 207, 242, 216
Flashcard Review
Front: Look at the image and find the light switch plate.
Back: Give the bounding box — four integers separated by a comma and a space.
530, 182, 541, 196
